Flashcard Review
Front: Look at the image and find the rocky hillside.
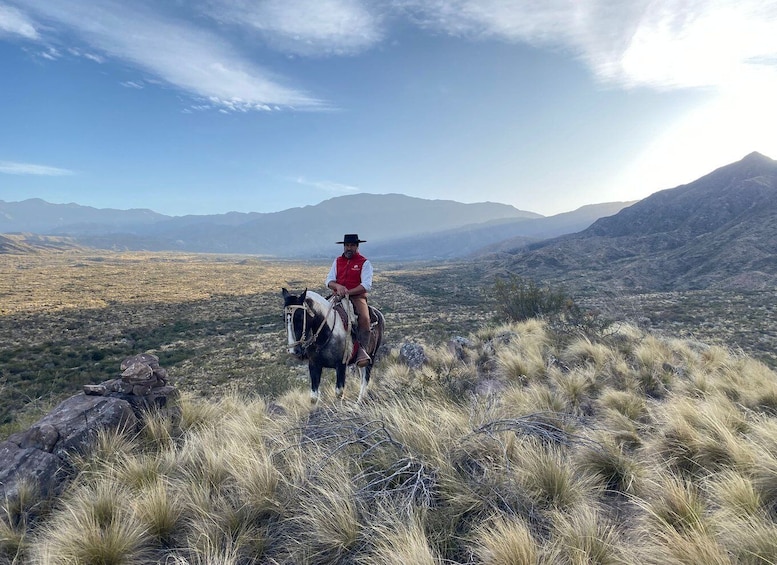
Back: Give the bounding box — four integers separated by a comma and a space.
492, 152, 777, 291
0, 234, 82, 254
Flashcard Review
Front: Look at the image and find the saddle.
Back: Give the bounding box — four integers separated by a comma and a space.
330, 298, 381, 357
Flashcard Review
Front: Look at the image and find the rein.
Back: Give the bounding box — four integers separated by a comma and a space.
285, 296, 340, 353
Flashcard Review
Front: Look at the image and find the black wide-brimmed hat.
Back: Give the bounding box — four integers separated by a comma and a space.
336, 234, 366, 244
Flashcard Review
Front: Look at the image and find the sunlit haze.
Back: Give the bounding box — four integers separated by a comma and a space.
1, 0, 775, 217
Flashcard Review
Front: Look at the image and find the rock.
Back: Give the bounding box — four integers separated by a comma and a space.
0, 441, 64, 500
2, 355, 179, 505
121, 353, 160, 371
8, 395, 138, 460
1, 395, 137, 501
447, 336, 473, 362
83, 383, 107, 395
399, 342, 427, 369
122, 362, 154, 382
107, 386, 180, 419
12, 423, 59, 452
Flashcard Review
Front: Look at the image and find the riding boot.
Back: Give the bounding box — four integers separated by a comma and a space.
355, 329, 371, 368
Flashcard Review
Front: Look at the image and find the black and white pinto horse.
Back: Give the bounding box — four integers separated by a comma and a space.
282, 288, 385, 403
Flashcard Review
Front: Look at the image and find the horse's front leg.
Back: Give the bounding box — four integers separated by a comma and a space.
335, 362, 346, 399
309, 362, 323, 403
357, 365, 371, 403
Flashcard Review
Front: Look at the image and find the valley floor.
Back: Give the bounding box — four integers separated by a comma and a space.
1, 251, 775, 433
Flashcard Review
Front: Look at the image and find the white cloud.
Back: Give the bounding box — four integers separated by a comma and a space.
0, 3, 38, 40
393, 0, 777, 91
121, 81, 144, 89
9, 0, 323, 111
202, 0, 384, 56
293, 176, 360, 194
5, 0, 775, 112
0, 161, 74, 176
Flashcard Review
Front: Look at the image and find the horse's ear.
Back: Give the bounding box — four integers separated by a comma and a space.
282, 287, 289, 298
301, 288, 307, 300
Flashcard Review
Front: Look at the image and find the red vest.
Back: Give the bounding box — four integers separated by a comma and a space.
336, 253, 367, 293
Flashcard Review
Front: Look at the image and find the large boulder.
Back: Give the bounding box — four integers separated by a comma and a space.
1, 395, 137, 500
0, 354, 178, 503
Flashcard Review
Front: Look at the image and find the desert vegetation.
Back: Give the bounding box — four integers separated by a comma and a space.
3, 250, 777, 563
0, 252, 496, 434
4, 314, 777, 563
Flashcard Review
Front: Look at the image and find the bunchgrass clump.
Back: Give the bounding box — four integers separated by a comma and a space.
6, 282, 777, 564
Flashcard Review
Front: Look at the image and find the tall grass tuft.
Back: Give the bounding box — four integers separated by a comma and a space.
722, 516, 777, 565
132, 477, 183, 546
517, 440, 593, 511
646, 396, 753, 477
561, 336, 612, 370
292, 458, 364, 563
706, 470, 763, 520
32, 481, 153, 565
575, 433, 641, 493
496, 346, 545, 384
637, 473, 710, 536
1, 479, 42, 563
358, 510, 441, 565
470, 515, 539, 565
597, 388, 648, 422
546, 506, 631, 565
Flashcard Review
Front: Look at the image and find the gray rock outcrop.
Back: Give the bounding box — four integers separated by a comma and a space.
0, 354, 178, 503
399, 342, 427, 369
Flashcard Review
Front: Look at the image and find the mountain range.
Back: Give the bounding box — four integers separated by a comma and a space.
491, 151, 777, 291
0, 194, 632, 260
3, 151, 776, 292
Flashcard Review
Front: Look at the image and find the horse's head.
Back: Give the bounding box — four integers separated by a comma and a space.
282, 288, 312, 358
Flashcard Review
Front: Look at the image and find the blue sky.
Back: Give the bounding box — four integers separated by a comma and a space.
1, 1, 776, 217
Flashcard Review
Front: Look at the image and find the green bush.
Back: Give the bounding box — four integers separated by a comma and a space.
493, 275, 570, 322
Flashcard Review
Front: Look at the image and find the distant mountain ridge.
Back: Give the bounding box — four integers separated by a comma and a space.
0, 198, 166, 234
493, 152, 777, 291
0, 193, 631, 259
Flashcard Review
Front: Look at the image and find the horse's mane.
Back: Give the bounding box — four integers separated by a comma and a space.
303, 290, 330, 311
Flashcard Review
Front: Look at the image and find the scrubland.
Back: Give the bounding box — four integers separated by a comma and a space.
2, 251, 777, 564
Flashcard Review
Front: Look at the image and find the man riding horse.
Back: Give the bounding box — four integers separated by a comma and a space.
325, 234, 373, 367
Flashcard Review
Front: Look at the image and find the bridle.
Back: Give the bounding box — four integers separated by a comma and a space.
284, 297, 337, 353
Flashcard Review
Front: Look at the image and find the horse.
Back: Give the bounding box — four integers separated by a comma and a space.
282, 288, 385, 403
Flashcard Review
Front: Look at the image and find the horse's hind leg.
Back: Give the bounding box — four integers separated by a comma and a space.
335, 363, 346, 399
357, 366, 370, 403
309, 363, 323, 403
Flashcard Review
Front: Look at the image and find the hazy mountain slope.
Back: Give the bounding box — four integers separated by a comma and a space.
475, 201, 636, 255
0, 234, 82, 254
66, 193, 541, 256
493, 152, 777, 291
367, 201, 634, 260
0, 198, 166, 234
0, 234, 33, 253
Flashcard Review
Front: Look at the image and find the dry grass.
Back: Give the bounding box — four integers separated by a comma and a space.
4, 251, 777, 564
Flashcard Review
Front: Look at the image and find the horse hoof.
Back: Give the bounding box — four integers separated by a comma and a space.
310, 391, 320, 403
335, 387, 344, 399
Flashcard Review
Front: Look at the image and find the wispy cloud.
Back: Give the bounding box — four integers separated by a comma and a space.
0, 161, 74, 176
9, 0, 324, 111
120, 81, 144, 90
292, 176, 360, 194
4, 0, 775, 112
200, 0, 385, 56
393, 0, 777, 91
0, 3, 38, 40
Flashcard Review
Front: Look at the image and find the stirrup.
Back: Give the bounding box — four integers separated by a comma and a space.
355, 347, 371, 368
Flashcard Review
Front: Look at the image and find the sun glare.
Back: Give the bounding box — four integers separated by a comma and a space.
616, 65, 777, 201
